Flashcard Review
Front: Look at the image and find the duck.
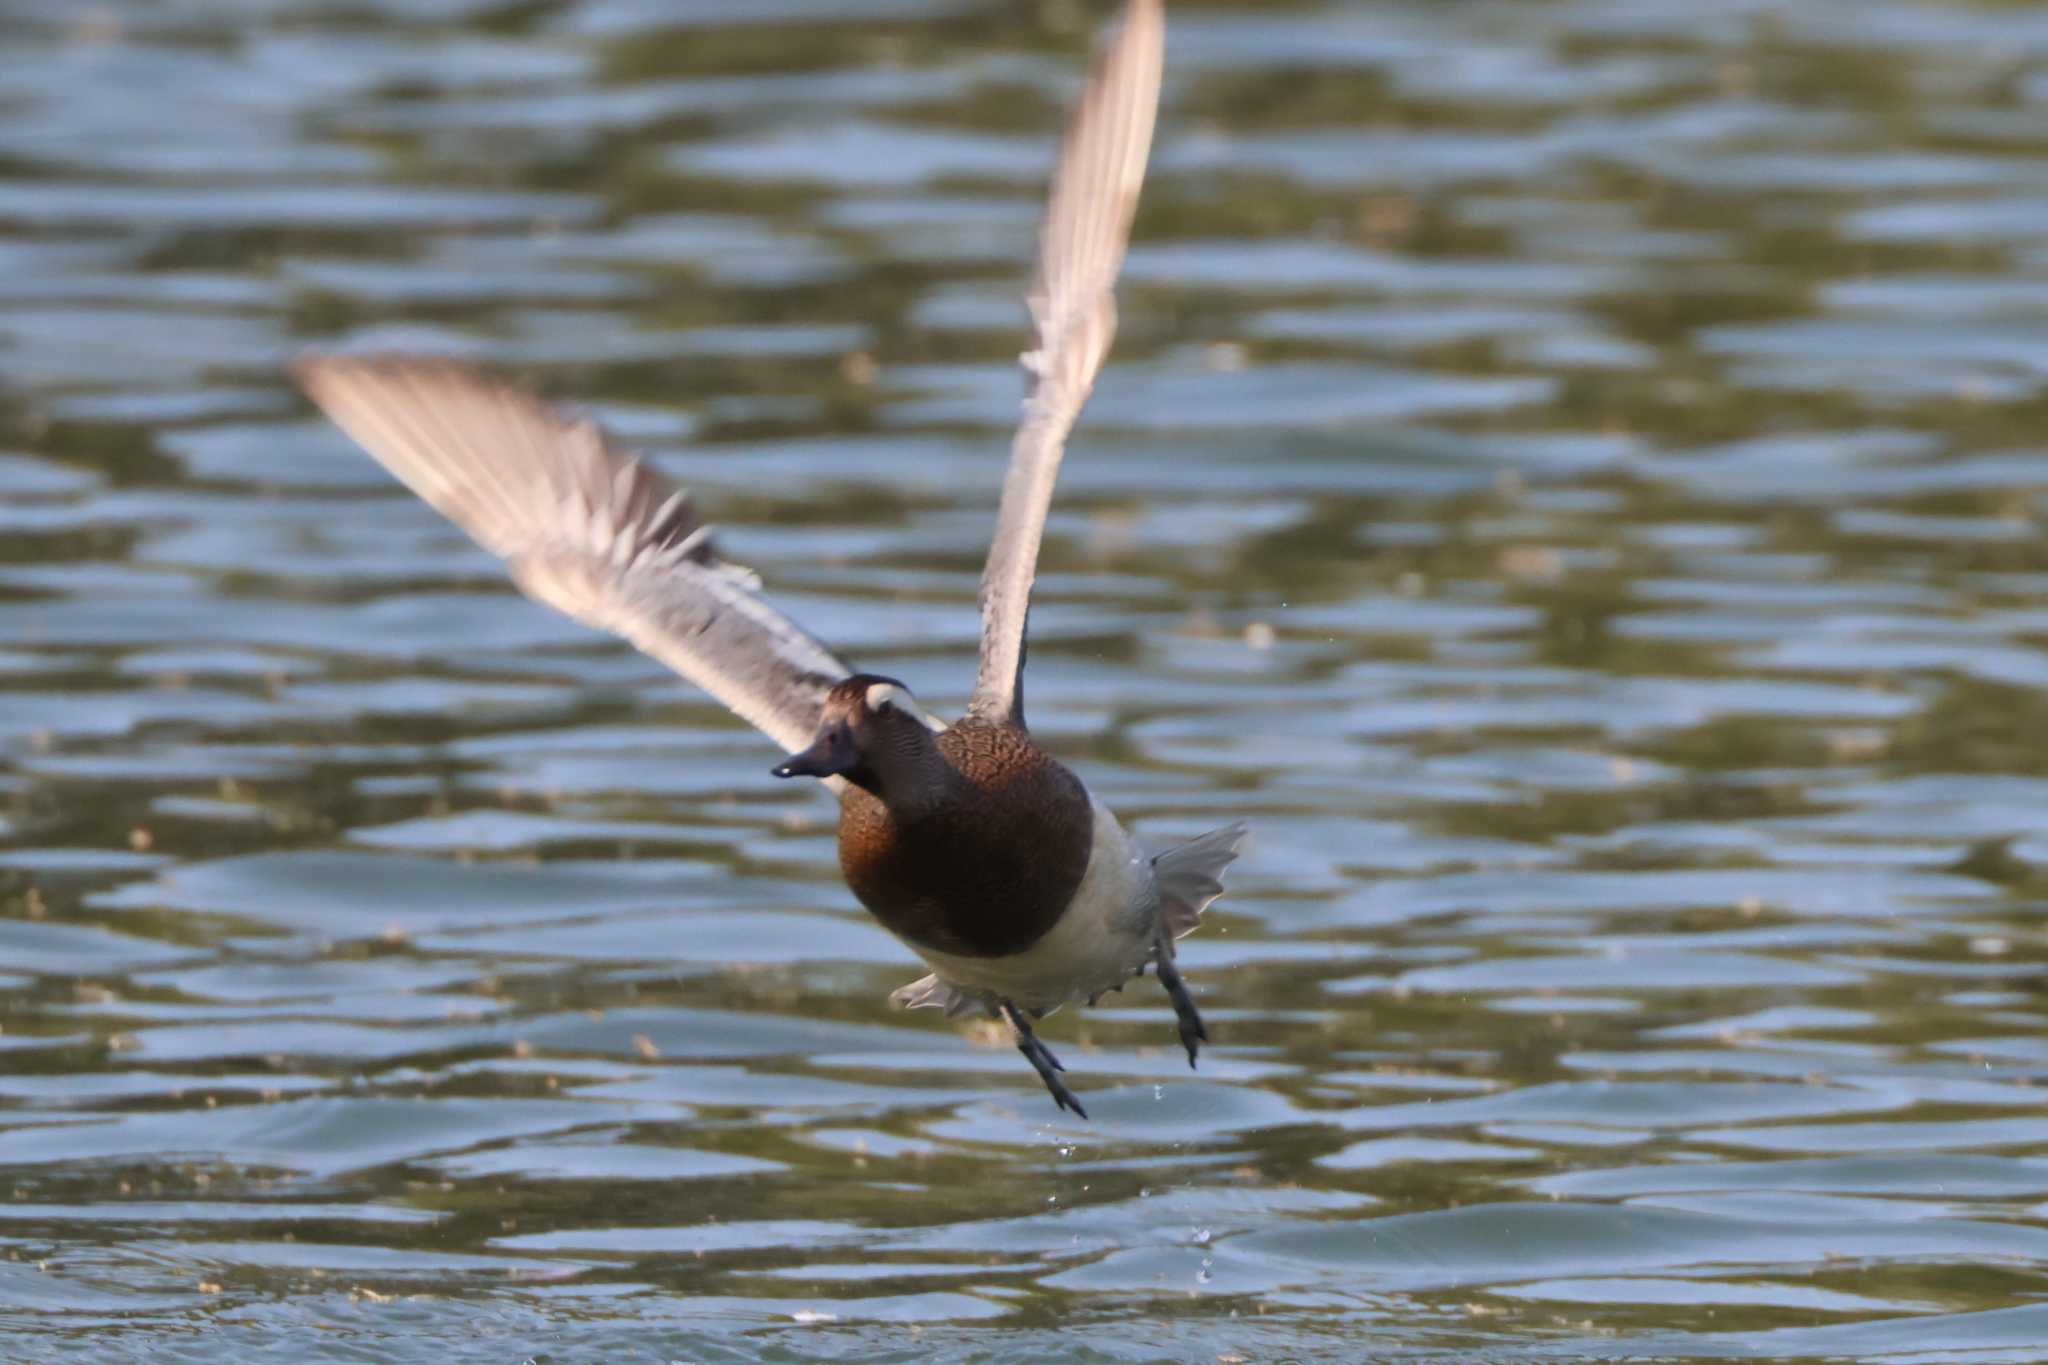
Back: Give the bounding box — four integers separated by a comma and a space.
291, 0, 1244, 1119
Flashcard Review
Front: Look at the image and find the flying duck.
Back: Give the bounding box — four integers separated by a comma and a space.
292, 0, 1244, 1118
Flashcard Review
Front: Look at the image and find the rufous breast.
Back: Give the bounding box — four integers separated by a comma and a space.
835, 719, 1094, 958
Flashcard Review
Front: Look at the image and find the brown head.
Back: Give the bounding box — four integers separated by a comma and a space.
772, 674, 949, 800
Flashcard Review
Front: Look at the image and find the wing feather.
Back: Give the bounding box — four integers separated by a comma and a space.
967, 0, 1164, 725
293, 355, 851, 757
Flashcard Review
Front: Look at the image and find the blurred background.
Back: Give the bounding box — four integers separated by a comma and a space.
2, 0, 2047, 1359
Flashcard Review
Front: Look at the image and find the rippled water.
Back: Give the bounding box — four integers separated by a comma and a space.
2, 0, 2047, 1359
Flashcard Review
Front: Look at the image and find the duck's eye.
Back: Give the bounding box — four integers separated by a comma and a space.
863, 681, 902, 713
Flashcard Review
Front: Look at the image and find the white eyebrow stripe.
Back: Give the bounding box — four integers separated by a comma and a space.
865, 680, 943, 731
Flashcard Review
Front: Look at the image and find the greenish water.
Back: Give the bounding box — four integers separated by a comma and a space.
2, 0, 2048, 1360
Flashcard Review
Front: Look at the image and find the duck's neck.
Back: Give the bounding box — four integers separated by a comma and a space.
851, 731, 962, 821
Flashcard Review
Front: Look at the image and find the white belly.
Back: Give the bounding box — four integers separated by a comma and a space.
908, 797, 1156, 1013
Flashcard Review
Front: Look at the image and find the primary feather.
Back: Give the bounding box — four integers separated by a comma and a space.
968, 0, 1164, 726
293, 356, 852, 758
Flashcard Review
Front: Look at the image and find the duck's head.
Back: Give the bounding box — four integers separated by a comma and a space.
772, 674, 938, 793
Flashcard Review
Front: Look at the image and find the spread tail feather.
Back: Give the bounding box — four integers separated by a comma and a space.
1154, 821, 1248, 942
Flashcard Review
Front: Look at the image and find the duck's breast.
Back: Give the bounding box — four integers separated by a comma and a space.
836, 721, 1095, 958
906, 797, 1156, 1012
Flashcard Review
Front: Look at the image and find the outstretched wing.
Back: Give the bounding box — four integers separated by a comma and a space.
966, 0, 1164, 726
294, 356, 851, 755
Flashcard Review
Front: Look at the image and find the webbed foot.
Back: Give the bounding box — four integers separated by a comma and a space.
1154, 945, 1206, 1069
999, 999, 1087, 1119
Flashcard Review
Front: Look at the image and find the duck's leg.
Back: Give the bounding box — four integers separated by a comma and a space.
1153, 940, 1206, 1068
998, 999, 1088, 1119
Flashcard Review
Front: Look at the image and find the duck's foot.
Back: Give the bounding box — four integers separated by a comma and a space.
1154, 944, 1206, 1069
999, 999, 1087, 1120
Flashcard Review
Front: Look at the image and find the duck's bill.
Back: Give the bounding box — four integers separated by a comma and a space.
771, 724, 857, 780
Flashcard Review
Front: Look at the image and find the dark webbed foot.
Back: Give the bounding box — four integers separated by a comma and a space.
1154, 946, 1206, 1069
999, 1000, 1087, 1119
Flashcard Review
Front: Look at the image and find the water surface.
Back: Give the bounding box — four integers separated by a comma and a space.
2, 0, 2047, 1360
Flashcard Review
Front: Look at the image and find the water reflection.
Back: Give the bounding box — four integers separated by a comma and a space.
1, 0, 2046, 1358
